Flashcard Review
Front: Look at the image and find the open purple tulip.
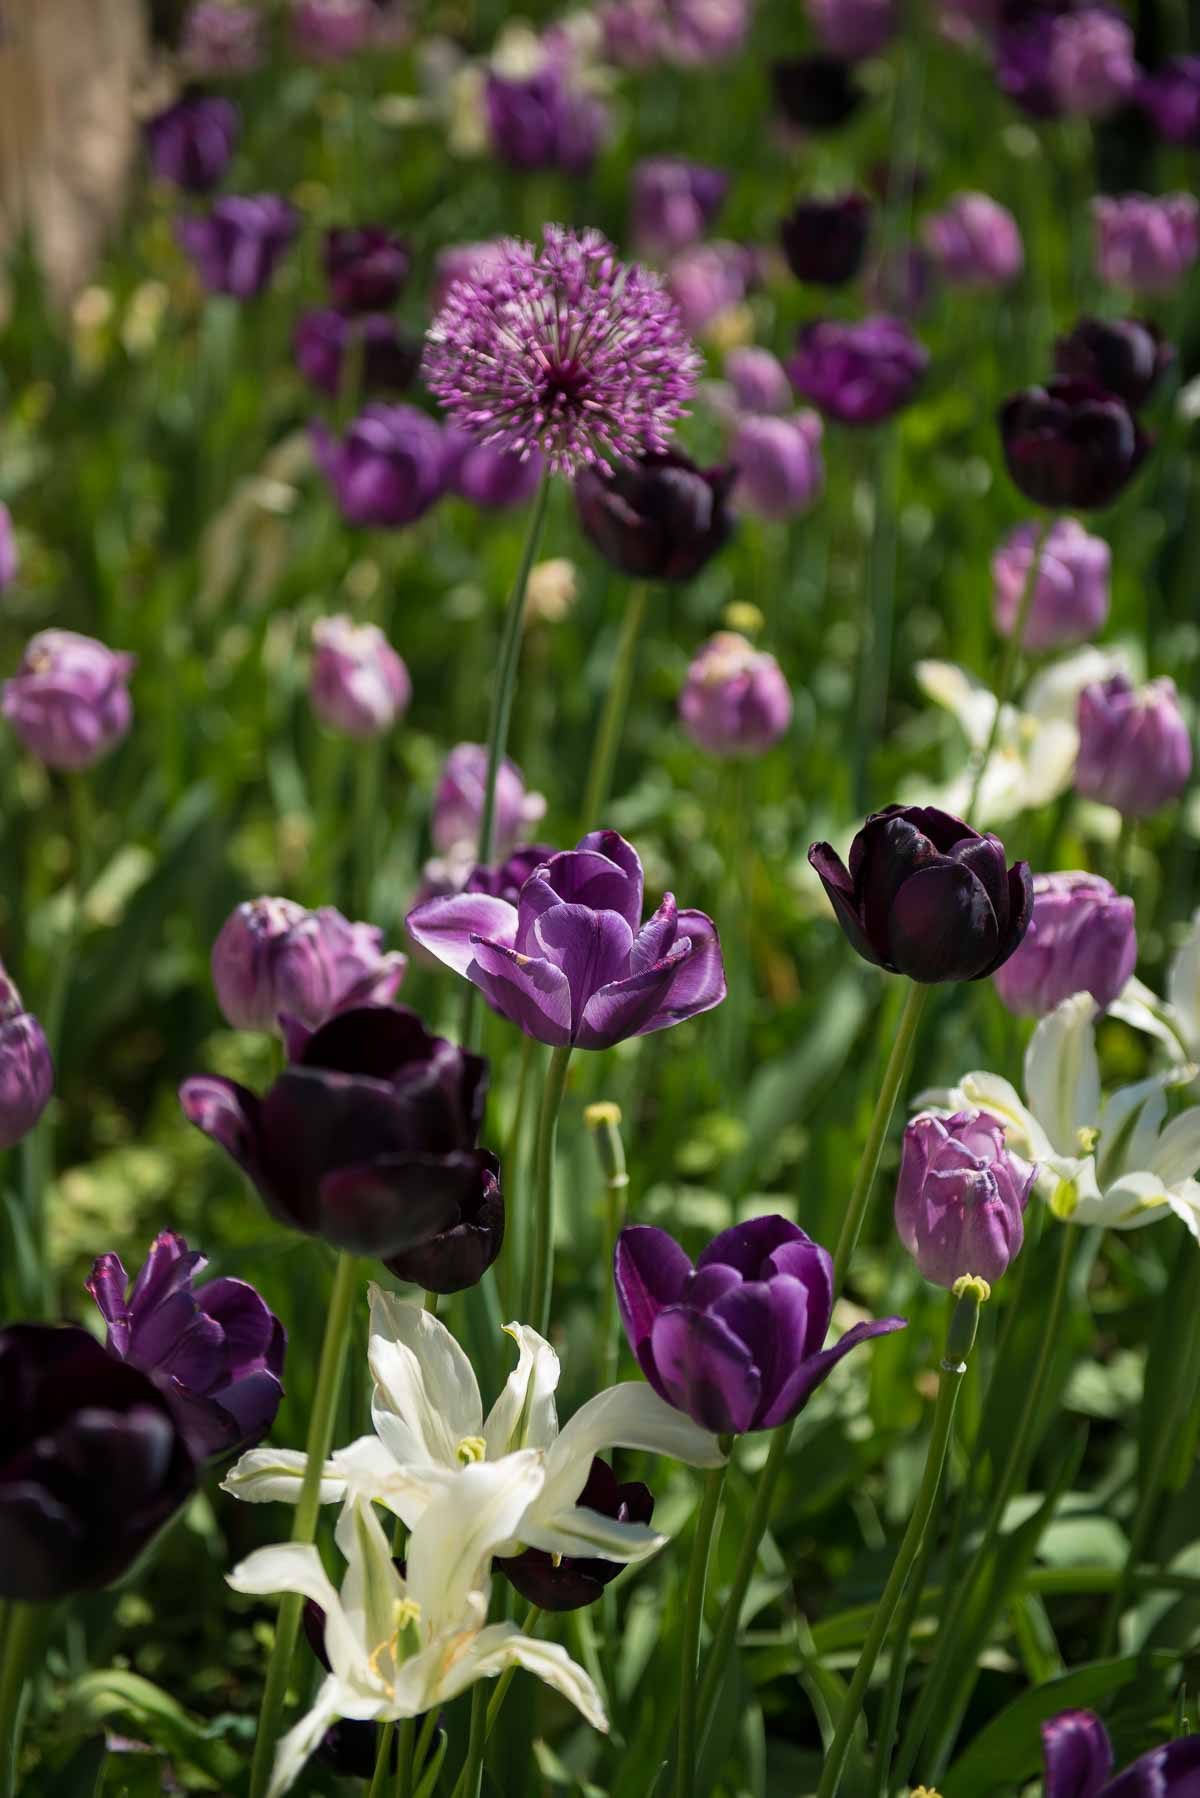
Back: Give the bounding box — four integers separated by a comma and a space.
615, 1217, 905, 1434
406, 830, 726, 1050
1041, 1708, 1200, 1797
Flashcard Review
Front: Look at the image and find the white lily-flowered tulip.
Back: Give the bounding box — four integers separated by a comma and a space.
1112, 908, 1200, 1066
224, 1286, 725, 1566
923, 992, 1200, 1235
228, 1457, 607, 1798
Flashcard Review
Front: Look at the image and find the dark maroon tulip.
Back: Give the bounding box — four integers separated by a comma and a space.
574, 451, 735, 581
999, 379, 1149, 509
772, 56, 864, 131
808, 804, 1033, 983
144, 93, 239, 193
0, 1324, 195, 1601
780, 193, 871, 286
1138, 58, 1200, 146
788, 316, 927, 425
311, 405, 447, 528
383, 1153, 503, 1294
1053, 317, 1174, 412
323, 226, 411, 313
87, 1231, 285, 1461
179, 1006, 502, 1264
615, 1217, 904, 1434
294, 310, 421, 398
498, 1460, 653, 1610
176, 194, 298, 298
1042, 1707, 1200, 1796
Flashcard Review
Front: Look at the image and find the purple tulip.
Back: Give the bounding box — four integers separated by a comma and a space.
809, 804, 1033, 984
992, 518, 1110, 652
1048, 8, 1139, 118
442, 429, 545, 510
498, 1459, 654, 1610
292, 0, 376, 60
310, 615, 411, 739
1093, 193, 1200, 294
293, 310, 421, 399
311, 405, 447, 528
995, 17, 1061, 119
1075, 675, 1192, 818
0, 968, 52, 1151
806, 0, 896, 60
780, 193, 872, 286
1138, 58, 1200, 146
631, 158, 728, 257
575, 450, 736, 580
615, 1217, 905, 1434
462, 846, 559, 905
0, 503, 17, 591
666, 242, 753, 333
406, 830, 726, 1051
1041, 1709, 1200, 1797
485, 64, 609, 175
431, 744, 546, 859
679, 631, 793, 756
0, 1324, 194, 1601
1054, 317, 1174, 412
180, 1006, 502, 1267
724, 347, 793, 416
181, 2, 263, 74
922, 191, 1024, 288
731, 413, 824, 520
896, 1112, 1032, 1289
144, 94, 239, 193
3, 629, 134, 771
999, 380, 1148, 509
87, 1232, 285, 1462
788, 316, 929, 426
323, 226, 411, 313
665, 0, 752, 63
992, 872, 1136, 1017
211, 896, 406, 1035
772, 55, 865, 132
176, 195, 298, 299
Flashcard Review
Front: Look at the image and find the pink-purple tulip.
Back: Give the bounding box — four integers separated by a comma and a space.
992, 872, 1136, 1016
631, 158, 728, 257
992, 518, 1110, 651
731, 414, 824, 519
806, 0, 896, 60
181, 1, 263, 74
211, 896, 406, 1035
922, 191, 1024, 287
292, 0, 376, 60
896, 1112, 1033, 1288
0, 504, 16, 591
1041, 1709, 1200, 1797
1093, 193, 1200, 294
309, 616, 411, 739
0, 967, 52, 1150
431, 744, 546, 858
1048, 8, 1139, 117
3, 630, 134, 770
679, 632, 793, 756
1075, 675, 1192, 818
724, 347, 793, 415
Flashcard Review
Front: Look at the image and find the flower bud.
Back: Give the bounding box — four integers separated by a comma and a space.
992, 872, 1136, 1016
896, 1111, 1032, 1288
1093, 193, 1199, 294
0, 969, 52, 1149
788, 316, 928, 425
679, 631, 793, 756
771, 55, 865, 133
1048, 8, 1139, 117
574, 450, 735, 581
1138, 58, 1200, 146
992, 518, 1110, 652
631, 158, 728, 257
211, 897, 406, 1034
998, 379, 1148, 509
311, 405, 447, 528
181, 2, 263, 75
176, 194, 298, 299
666, 242, 752, 334
432, 744, 546, 859
144, 94, 239, 193
996, 17, 1060, 119
309, 616, 411, 739
922, 192, 1023, 288
442, 429, 545, 510
323, 226, 410, 313
1075, 674, 1192, 818
806, 0, 895, 60
3, 629, 134, 770
724, 347, 793, 415
0, 504, 17, 592
292, 0, 376, 61
1053, 316, 1173, 412
293, 310, 421, 399
731, 413, 824, 519
780, 193, 871, 287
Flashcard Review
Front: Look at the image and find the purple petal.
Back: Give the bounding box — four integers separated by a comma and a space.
1104, 1737, 1200, 1798
649, 1304, 762, 1433
85, 1253, 130, 1344
405, 893, 519, 977
315, 1155, 468, 1255
514, 869, 566, 952
207, 1367, 285, 1450
757, 1316, 907, 1429
545, 835, 644, 928
531, 904, 635, 1016
179, 1076, 264, 1180
138, 1293, 219, 1375
576, 913, 725, 1049
765, 1237, 834, 1356
710, 1276, 811, 1426
467, 938, 573, 1046
684, 1264, 744, 1307
887, 862, 1000, 982
614, 1225, 693, 1363
807, 843, 881, 966
631, 893, 679, 972
1040, 1710, 1114, 1798
128, 1232, 204, 1319
697, 1215, 812, 1278
197, 1276, 284, 1369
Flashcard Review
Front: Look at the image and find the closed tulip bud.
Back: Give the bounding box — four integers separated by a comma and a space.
498, 1459, 654, 1610
0, 503, 17, 592
211, 896, 406, 1034
631, 158, 728, 257
1054, 316, 1173, 412
680, 631, 793, 756
780, 193, 871, 286
181, 2, 263, 75
87, 1232, 286, 1461
809, 804, 1033, 983
788, 315, 928, 426
1138, 58, 1200, 146
293, 310, 421, 399
732, 413, 824, 520
310, 616, 411, 739
0, 1324, 195, 1600
1041, 1709, 1200, 1797
896, 1112, 1033, 1288
992, 518, 1110, 651
323, 226, 411, 313
575, 450, 735, 580
442, 429, 545, 510
922, 192, 1024, 287
807, 0, 896, 60
1093, 193, 1200, 294
724, 347, 792, 415
666, 242, 753, 334
292, 0, 376, 60
3, 629, 134, 770
0, 969, 52, 1150
311, 405, 447, 528
1075, 674, 1192, 818
431, 744, 546, 858
1048, 9, 1139, 118
176, 194, 297, 299
144, 94, 239, 193
998, 380, 1148, 509
992, 872, 1136, 1016
772, 55, 865, 132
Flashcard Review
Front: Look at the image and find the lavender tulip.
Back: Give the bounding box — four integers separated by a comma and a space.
1041, 1709, 1200, 1797
1048, 9, 1139, 118
144, 94, 239, 193
732, 414, 824, 519
293, 310, 420, 399
1139, 58, 1200, 146
3, 630, 134, 771
992, 518, 1110, 652
292, 0, 376, 60
0, 503, 17, 592
666, 242, 753, 334
181, 1, 263, 74
1054, 317, 1174, 412
992, 872, 1136, 1017
311, 405, 447, 528
323, 226, 411, 313
1093, 193, 1200, 294
0, 967, 52, 1150
87, 1232, 285, 1461
442, 429, 545, 510
806, 0, 896, 60
631, 158, 728, 257
679, 632, 793, 756
922, 191, 1024, 287
615, 1217, 905, 1434
724, 347, 793, 415
211, 896, 406, 1035
431, 744, 546, 859
1075, 675, 1192, 818
310, 616, 411, 739
406, 830, 726, 1050
896, 1112, 1033, 1288
788, 316, 928, 425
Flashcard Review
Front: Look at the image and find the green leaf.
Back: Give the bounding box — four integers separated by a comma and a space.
63, 1671, 241, 1789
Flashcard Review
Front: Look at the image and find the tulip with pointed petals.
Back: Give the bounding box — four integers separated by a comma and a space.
1041, 1708, 1200, 1796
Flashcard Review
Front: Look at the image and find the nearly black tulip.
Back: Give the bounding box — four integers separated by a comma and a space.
808, 804, 1033, 983
780, 193, 871, 286
1053, 317, 1174, 412
497, 1459, 654, 1611
772, 56, 865, 132
574, 451, 735, 581
998, 379, 1149, 509
0, 1324, 195, 1601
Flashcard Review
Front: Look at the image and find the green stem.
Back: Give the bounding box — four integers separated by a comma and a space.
410, 1711, 443, 1798
485, 1605, 541, 1736
458, 1683, 489, 1798
499, 1036, 535, 1316
392, 1717, 414, 1798
353, 734, 384, 918
587, 1102, 630, 1389
0, 1603, 36, 1798
964, 514, 1056, 828
461, 474, 552, 1055
817, 1286, 981, 1798
871, 1511, 937, 1798
445, 1607, 540, 1798
248, 1251, 361, 1798
369, 1721, 396, 1798
580, 582, 649, 829
852, 427, 899, 815
524, 1043, 573, 1333
675, 1464, 728, 1798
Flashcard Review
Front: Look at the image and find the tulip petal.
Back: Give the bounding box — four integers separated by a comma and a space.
265, 1677, 349, 1798
1025, 993, 1102, 1156
86, 1252, 131, 1348
485, 1323, 561, 1459
315, 1156, 464, 1255
711, 1276, 811, 1426
614, 1226, 693, 1371
440, 1622, 609, 1734
807, 843, 881, 967
886, 861, 1000, 982
368, 1285, 483, 1472
569, 832, 645, 927
404, 893, 520, 977
468, 938, 574, 1045
697, 1215, 811, 1278
577, 913, 725, 1049
630, 893, 679, 971
298, 1005, 436, 1080
1039, 1709, 1113, 1798
532, 904, 635, 1013
539, 1382, 724, 1527
1101, 1734, 1200, 1798
179, 1075, 265, 1181
649, 1305, 762, 1434
757, 1315, 907, 1430
406, 1451, 545, 1635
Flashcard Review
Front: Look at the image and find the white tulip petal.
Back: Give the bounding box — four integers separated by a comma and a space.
1024, 645, 1131, 724
450, 1623, 609, 1734
1025, 995, 1101, 1154
1151, 1107, 1200, 1188
1169, 913, 1200, 1057
1164, 1179, 1200, 1244
227, 1544, 365, 1688
520, 1503, 665, 1563
484, 1322, 561, 1459
405, 1450, 545, 1635
368, 1284, 483, 1472
266, 1677, 349, 1798
1110, 978, 1193, 1062
1094, 1169, 1175, 1230
915, 659, 997, 751
334, 1496, 407, 1679
1095, 1078, 1169, 1185
540, 1384, 723, 1523
220, 1448, 330, 1506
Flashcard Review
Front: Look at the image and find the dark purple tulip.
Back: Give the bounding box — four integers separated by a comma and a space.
574, 451, 735, 581
144, 94, 239, 193
323, 226, 411, 313
615, 1217, 905, 1434
442, 428, 545, 510
383, 1152, 503, 1294
1139, 58, 1200, 146
993, 872, 1136, 1016
996, 17, 1062, 119
311, 405, 447, 528
176, 194, 298, 299
485, 66, 609, 175
0, 1324, 195, 1601
0, 503, 16, 591
896, 1112, 1032, 1288
999, 380, 1149, 509
293, 310, 421, 399
780, 193, 871, 286
1042, 1708, 1200, 1797
87, 1232, 285, 1461
1075, 675, 1192, 819
787, 316, 928, 425
1054, 317, 1174, 412
406, 830, 726, 1051
180, 1006, 501, 1262
3, 629, 134, 771
771, 56, 865, 132
498, 1459, 653, 1610
0, 967, 52, 1150
809, 804, 1033, 984
211, 897, 406, 1035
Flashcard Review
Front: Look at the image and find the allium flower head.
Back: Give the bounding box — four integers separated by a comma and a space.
422, 225, 701, 476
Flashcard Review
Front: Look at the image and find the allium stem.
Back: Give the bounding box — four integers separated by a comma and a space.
461, 472, 552, 1054
248, 1250, 361, 1798
525, 1043, 573, 1333
964, 513, 1057, 827
674, 1462, 728, 1798
0, 1602, 35, 1798
580, 581, 650, 830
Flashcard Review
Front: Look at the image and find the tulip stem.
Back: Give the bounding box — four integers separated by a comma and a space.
525, 1043, 573, 1333
674, 1462, 728, 1798
248, 1250, 361, 1798
458, 1682, 489, 1798
369, 1721, 396, 1798
447, 1604, 541, 1798
816, 1284, 982, 1798
964, 513, 1056, 828
580, 581, 650, 830
0, 1603, 35, 1798
462, 473, 552, 1055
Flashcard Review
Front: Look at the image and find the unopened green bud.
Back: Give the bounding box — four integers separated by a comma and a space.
723, 601, 764, 636
942, 1276, 988, 1370
586, 1101, 628, 1189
